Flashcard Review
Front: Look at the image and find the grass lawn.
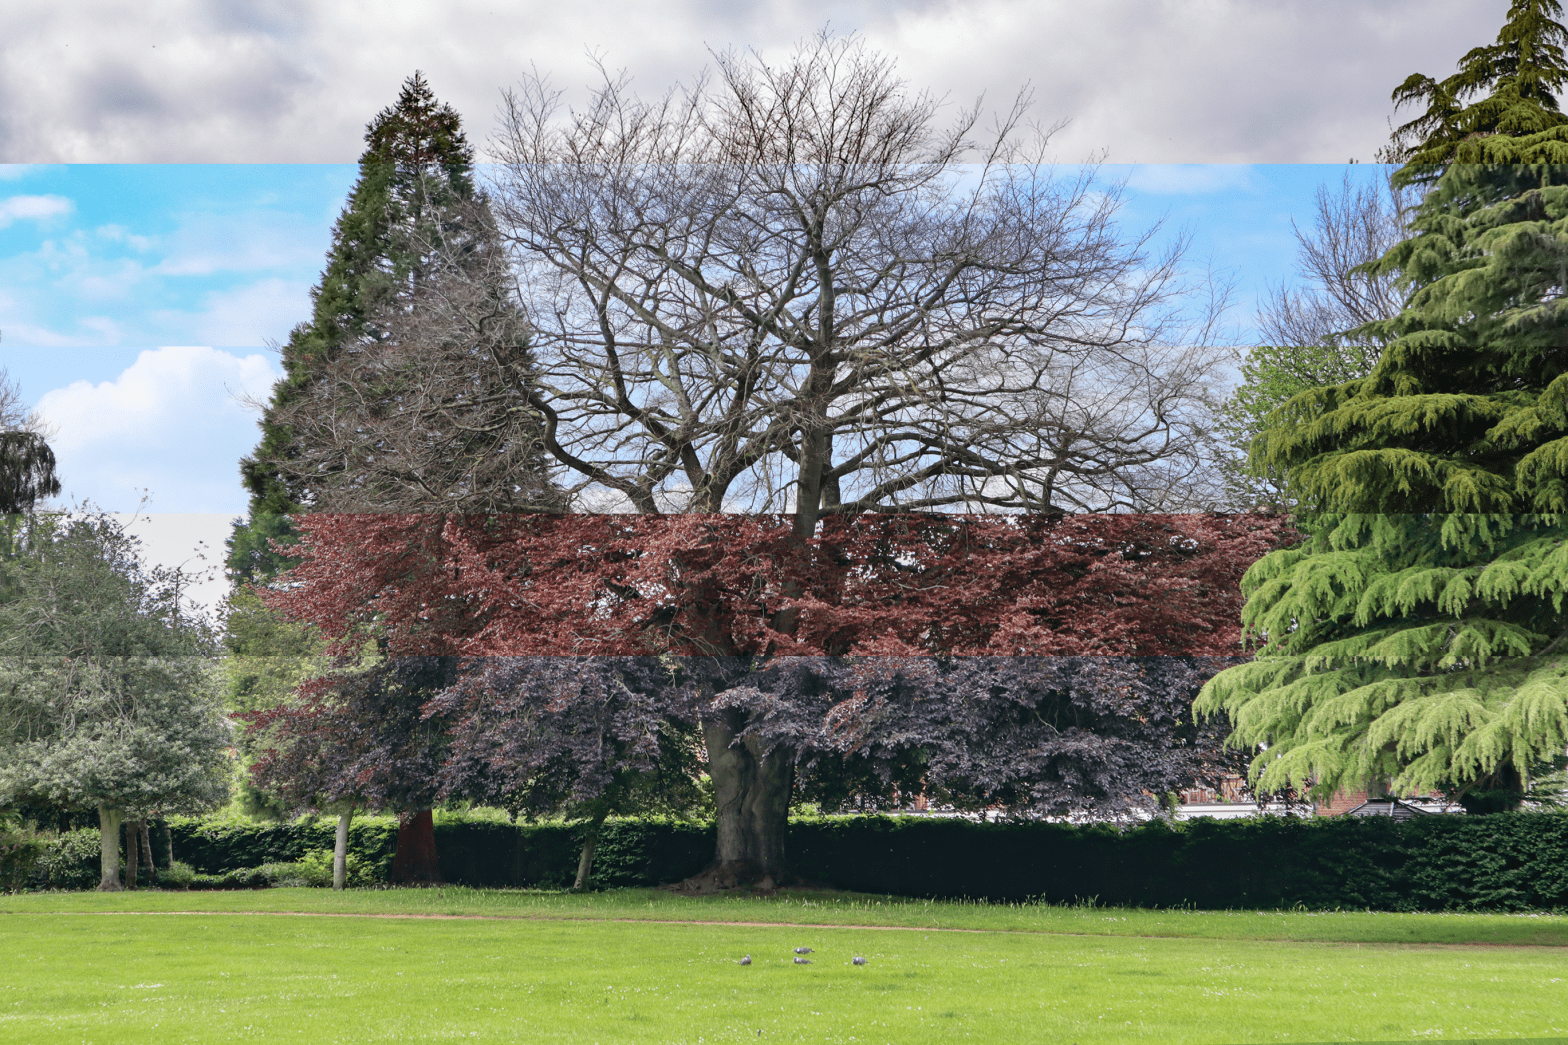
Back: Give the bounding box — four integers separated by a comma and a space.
3, 889, 1568, 1044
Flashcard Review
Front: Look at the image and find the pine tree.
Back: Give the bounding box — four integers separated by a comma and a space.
1389, 0, 1568, 168
228, 71, 482, 584
1196, 16, 1568, 810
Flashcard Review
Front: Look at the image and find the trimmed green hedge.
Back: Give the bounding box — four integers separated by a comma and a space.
786, 813, 1568, 911
19, 811, 1568, 910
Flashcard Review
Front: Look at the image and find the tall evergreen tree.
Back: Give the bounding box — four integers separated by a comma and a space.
1196, 14, 1568, 811
228, 71, 481, 584
1389, 0, 1568, 168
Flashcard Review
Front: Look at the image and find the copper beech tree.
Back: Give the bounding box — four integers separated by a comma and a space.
251, 511, 1288, 886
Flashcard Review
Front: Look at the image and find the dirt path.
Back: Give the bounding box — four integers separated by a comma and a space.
56, 910, 1565, 948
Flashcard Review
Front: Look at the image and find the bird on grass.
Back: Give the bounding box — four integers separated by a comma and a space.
793, 947, 813, 954
738, 955, 751, 965
793, 956, 811, 965
852, 956, 867, 966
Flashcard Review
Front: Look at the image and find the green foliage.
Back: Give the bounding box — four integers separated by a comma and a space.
0, 818, 44, 892
132, 810, 1568, 912
155, 860, 196, 889
167, 813, 397, 883
19, 827, 100, 891
0, 510, 234, 821
1390, 0, 1568, 168
296, 848, 375, 888
1196, 513, 1568, 802
1216, 343, 1382, 509
1205, 159, 1568, 806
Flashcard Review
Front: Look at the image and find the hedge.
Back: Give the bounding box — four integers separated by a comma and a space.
12, 811, 1568, 911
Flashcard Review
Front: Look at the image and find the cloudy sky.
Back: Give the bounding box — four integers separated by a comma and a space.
0, 0, 1519, 614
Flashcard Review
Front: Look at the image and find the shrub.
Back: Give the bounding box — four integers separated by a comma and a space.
154, 861, 196, 890
0, 821, 46, 893
297, 848, 378, 888
26, 828, 100, 892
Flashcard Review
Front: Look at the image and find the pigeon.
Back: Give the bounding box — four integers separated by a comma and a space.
793, 947, 814, 954
852, 956, 867, 966
793, 956, 811, 965
738, 955, 752, 965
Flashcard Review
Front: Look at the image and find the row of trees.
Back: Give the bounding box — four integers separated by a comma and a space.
226, 2, 1564, 889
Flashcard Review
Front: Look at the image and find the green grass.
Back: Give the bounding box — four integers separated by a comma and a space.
4, 890, 1568, 1043
8, 886, 1568, 947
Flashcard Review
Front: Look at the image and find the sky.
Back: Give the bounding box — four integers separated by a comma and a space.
0, 0, 1521, 615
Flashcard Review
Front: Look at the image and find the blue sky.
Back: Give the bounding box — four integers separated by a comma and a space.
0, 161, 1389, 612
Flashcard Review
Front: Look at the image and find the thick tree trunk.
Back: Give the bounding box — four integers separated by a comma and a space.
573, 809, 609, 890
124, 817, 140, 889
389, 809, 442, 884
333, 808, 353, 891
702, 712, 793, 886
97, 806, 122, 892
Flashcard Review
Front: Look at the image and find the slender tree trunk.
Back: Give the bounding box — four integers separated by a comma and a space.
97, 806, 123, 892
573, 809, 609, 890
390, 809, 442, 885
161, 820, 174, 870
333, 807, 354, 891
703, 711, 793, 885
140, 820, 157, 875
124, 817, 140, 889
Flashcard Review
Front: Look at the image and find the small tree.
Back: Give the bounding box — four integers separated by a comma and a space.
0, 510, 232, 890
0, 368, 60, 516
431, 657, 708, 889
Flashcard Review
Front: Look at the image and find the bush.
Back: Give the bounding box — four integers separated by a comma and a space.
142, 808, 1568, 911
296, 848, 378, 888
154, 861, 196, 890
1, 821, 47, 892
168, 813, 396, 884
26, 828, 100, 891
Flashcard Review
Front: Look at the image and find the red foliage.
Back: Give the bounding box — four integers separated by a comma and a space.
263, 512, 1292, 661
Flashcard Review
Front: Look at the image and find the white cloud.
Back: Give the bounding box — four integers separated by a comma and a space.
0, 194, 72, 227
184, 278, 313, 347
35, 345, 281, 513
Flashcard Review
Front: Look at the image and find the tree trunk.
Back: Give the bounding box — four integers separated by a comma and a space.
97, 806, 122, 891
389, 809, 442, 885
161, 820, 174, 870
124, 817, 140, 890
333, 808, 353, 891
702, 711, 793, 885
573, 809, 609, 890
139, 820, 156, 875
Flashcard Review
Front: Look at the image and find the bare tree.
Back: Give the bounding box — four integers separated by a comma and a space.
1215, 169, 1415, 510
489, 33, 1232, 532
1255, 168, 1414, 368
475, 33, 1235, 884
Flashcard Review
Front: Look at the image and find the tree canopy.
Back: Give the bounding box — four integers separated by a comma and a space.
0, 510, 232, 889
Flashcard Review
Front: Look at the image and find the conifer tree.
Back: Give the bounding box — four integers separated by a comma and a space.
228, 71, 482, 584
1389, 0, 1568, 167
1196, 12, 1568, 811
